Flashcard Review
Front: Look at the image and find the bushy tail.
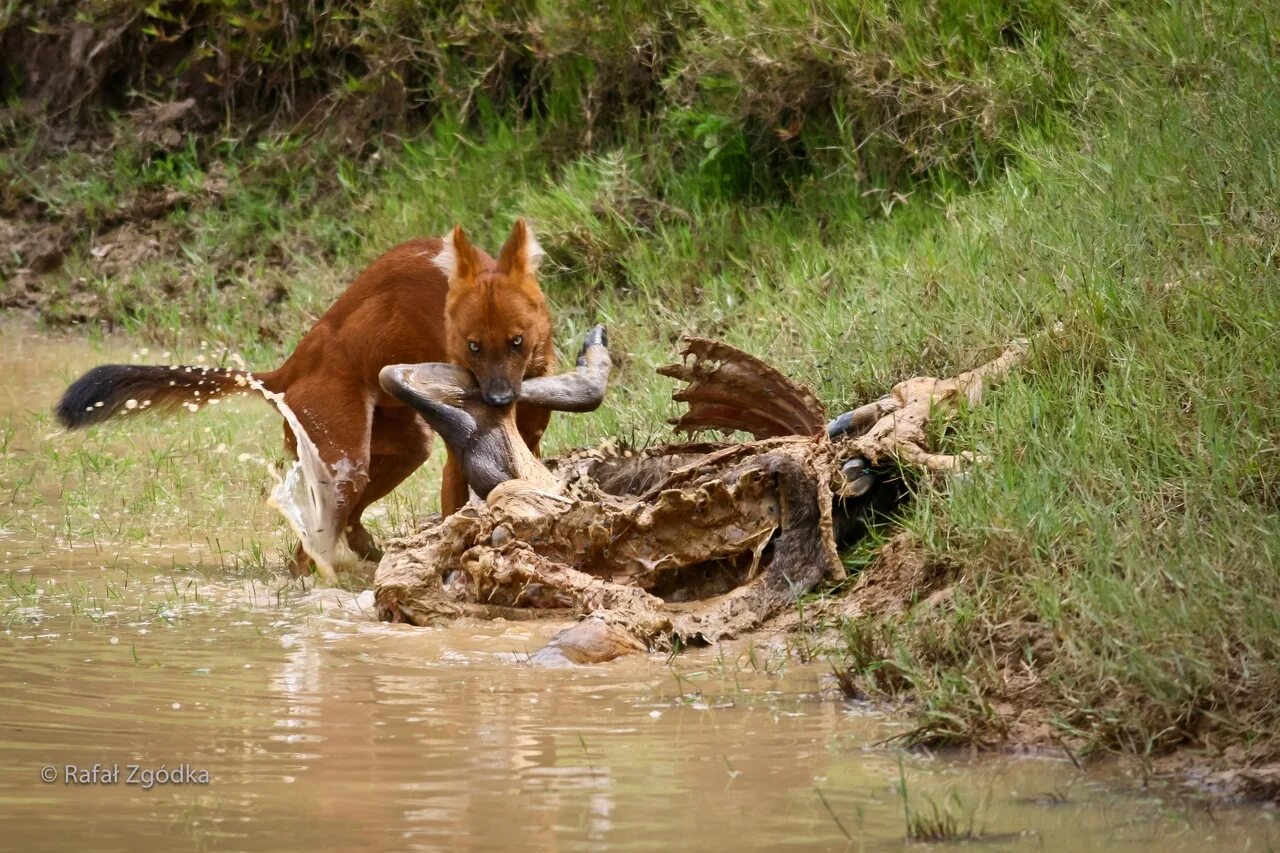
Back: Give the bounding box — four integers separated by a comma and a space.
55, 364, 279, 429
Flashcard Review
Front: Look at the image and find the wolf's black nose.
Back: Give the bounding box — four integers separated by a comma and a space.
485, 389, 515, 407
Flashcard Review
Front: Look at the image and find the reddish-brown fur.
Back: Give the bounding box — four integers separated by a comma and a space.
55, 219, 554, 575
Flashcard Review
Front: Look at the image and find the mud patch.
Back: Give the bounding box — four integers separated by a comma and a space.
825, 532, 954, 623
1, 182, 218, 318
1158, 751, 1280, 804
1196, 763, 1280, 803
87, 222, 172, 278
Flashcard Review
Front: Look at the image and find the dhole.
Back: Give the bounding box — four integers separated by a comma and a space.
55, 219, 554, 575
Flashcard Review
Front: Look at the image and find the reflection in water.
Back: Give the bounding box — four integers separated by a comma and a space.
2, 327, 1278, 851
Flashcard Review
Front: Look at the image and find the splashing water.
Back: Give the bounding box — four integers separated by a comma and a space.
239, 373, 356, 583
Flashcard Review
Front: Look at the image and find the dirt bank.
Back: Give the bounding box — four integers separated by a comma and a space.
761, 531, 1280, 804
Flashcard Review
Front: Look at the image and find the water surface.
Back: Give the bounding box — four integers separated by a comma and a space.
2, 327, 1276, 850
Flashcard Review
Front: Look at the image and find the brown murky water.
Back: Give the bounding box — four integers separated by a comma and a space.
2, 325, 1277, 851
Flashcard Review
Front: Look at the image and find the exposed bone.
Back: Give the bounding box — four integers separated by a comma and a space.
375, 438, 842, 658
657, 337, 827, 439
841, 339, 1028, 471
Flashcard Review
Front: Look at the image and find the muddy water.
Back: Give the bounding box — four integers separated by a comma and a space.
2, 327, 1277, 851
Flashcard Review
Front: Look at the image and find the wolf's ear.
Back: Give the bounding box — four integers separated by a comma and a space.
494, 218, 544, 280
436, 225, 480, 286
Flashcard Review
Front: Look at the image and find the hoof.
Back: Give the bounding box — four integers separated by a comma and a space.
841, 457, 875, 497
577, 325, 609, 365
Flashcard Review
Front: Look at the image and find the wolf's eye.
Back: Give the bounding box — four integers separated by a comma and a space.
468, 340, 480, 353
511, 335, 523, 350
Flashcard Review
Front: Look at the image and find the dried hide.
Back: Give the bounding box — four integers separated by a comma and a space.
375, 337, 1026, 663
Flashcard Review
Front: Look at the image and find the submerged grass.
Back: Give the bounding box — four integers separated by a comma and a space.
898, 756, 984, 843
2, 0, 1278, 769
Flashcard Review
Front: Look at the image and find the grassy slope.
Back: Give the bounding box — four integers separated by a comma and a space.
4, 2, 1278, 766
826, 11, 1280, 761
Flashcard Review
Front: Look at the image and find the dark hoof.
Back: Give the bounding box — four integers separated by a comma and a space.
827, 410, 858, 440
346, 525, 383, 562
577, 325, 608, 365
841, 457, 875, 497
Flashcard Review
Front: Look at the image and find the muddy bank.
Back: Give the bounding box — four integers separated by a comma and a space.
754, 530, 1280, 805
1, 179, 216, 322
0, 105, 319, 337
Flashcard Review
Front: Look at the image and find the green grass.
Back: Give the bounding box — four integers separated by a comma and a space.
3, 0, 1279, 769
898, 756, 985, 843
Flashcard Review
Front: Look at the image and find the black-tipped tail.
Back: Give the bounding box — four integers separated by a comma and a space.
55, 364, 264, 429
